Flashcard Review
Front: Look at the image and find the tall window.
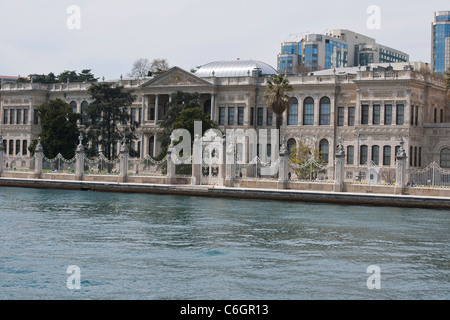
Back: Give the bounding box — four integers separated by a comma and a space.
348, 107, 355, 126
15, 140, 20, 155
257, 107, 264, 126
238, 107, 244, 125
434, 108, 437, 123
303, 97, 314, 125
384, 105, 392, 125
396, 104, 404, 125
288, 98, 298, 125
361, 105, 369, 124
33, 109, 39, 125
70, 101, 77, 114
373, 105, 380, 125
23, 109, 29, 125
347, 146, 354, 165
228, 107, 235, 125
410, 105, 415, 125
440, 109, 444, 123
10, 109, 15, 125
337, 107, 344, 126
383, 146, 391, 166
441, 148, 450, 168
130, 108, 136, 124
81, 101, 88, 125
16, 109, 22, 125
250, 107, 254, 126
22, 140, 28, 156
415, 106, 419, 126
372, 145, 379, 165
267, 110, 273, 126
219, 107, 225, 125
3, 109, 7, 124
360, 145, 368, 165
203, 100, 211, 116
319, 139, 329, 164
319, 97, 330, 125
9, 140, 13, 155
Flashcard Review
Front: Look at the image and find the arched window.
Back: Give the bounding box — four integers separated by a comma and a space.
287, 98, 298, 125
287, 138, 296, 155
440, 148, 450, 168
70, 101, 77, 114
372, 145, 379, 165
319, 139, 329, 164
360, 145, 368, 165
81, 101, 88, 125
303, 97, 314, 125
319, 97, 330, 125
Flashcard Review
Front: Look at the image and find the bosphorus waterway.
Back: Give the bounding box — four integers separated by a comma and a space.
0, 186, 448, 300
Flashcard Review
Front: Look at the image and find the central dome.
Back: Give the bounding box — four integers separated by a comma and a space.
195, 60, 278, 78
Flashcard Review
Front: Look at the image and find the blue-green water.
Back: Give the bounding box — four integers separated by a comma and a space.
0, 186, 448, 300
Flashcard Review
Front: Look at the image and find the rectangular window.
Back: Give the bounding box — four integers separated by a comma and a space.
373, 105, 380, 125
418, 147, 422, 167
149, 108, 155, 121
410, 146, 413, 166
384, 105, 392, 125
267, 110, 272, 126
228, 107, 235, 125
22, 140, 28, 156
250, 107, 254, 126
3, 109, 7, 124
23, 109, 29, 125
219, 107, 225, 125
138, 108, 142, 124
238, 107, 244, 125
15, 140, 20, 155
372, 145, 379, 165
257, 107, 264, 126
410, 105, 415, 126
440, 109, 444, 123
16, 109, 22, 125
361, 105, 369, 124
415, 106, 418, 126
396, 104, 404, 125
9, 140, 14, 155
10, 109, 15, 125
348, 107, 355, 126
33, 109, 39, 125
130, 108, 136, 124
383, 146, 391, 166
360, 145, 368, 165
338, 107, 344, 126
347, 146, 354, 165
414, 146, 418, 167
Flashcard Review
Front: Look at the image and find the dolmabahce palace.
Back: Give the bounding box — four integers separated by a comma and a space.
1, 59, 450, 181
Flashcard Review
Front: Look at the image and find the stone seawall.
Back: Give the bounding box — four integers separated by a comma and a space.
1, 177, 450, 209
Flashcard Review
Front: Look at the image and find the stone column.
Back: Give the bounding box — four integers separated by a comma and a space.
166, 142, 176, 185
75, 134, 85, 181
191, 134, 202, 185
333, 142, 346, 192
0, 134, 4, 177
225, 139, 235, 187
277, 143, 288, 189
210, 93, 215, 121
34, 137, 43, 179
118, 139, 129, 183
395, 140, 407, 195
154, 95, 159, 123
142, 94, 146, 122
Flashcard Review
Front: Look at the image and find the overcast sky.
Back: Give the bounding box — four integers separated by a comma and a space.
0, 0, 448, 80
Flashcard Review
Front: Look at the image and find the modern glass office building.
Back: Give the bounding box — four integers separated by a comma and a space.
278, 29, 408, 73
431, 11, 450, 76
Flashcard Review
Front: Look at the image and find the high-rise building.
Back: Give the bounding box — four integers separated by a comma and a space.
431, 11, 450, 76
278, 29, 409, 73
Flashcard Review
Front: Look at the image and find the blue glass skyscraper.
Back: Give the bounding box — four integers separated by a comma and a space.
432, 11, 450, 76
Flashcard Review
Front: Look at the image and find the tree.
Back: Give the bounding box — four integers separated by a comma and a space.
28, 99, 81, 159
288, 140, 326, 180
17, 70, 98, 84
263, 74, 293, 145
84, 83, 137, 160
129, 58, 170, 78
128, 58, 151, 78
158, 91, 218, 158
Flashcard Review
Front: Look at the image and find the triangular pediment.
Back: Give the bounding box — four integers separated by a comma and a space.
140, 67, 213, 88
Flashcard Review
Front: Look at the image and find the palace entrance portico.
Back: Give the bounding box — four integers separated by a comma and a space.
137, 67, 216, 158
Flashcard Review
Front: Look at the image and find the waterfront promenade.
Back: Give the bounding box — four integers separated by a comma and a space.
1, 176, 450, 209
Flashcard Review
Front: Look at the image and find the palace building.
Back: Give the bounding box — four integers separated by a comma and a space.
1, 59, 449, 178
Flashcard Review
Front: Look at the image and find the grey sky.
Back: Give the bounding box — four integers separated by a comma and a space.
0, 0, 448, 80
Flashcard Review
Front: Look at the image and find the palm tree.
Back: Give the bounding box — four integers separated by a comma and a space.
263, 74, 293, 146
